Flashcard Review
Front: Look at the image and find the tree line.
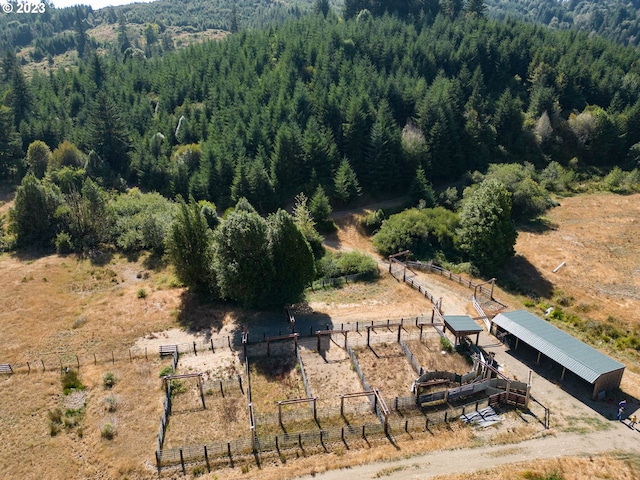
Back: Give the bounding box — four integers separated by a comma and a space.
3, 7, 640, 278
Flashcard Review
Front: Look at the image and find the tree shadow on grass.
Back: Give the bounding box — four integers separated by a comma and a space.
517, 216, 558, 234
175, 291, 225, 339
497, 254, 554, 299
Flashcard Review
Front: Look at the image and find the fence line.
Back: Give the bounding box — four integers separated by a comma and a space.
345, 345, 372, 394
309, 269, 379, 291
156, 395, 499, 469
473, 295, 492, 332
399, 339, 424, 376
2, 317, 442, 376
295, 346, 314, 412
405, 261, 495, 298
155, 350, 177, 464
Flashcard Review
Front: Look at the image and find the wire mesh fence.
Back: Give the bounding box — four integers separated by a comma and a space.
156, 394, 498, 470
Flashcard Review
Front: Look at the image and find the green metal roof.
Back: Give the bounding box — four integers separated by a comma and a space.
443, 315, 483, 334
492, 310, 625, 384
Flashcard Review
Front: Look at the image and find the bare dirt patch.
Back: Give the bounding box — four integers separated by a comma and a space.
249, 356, 307, 415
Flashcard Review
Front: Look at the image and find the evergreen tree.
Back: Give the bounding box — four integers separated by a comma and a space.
26, 140, 52, 179
213, 202, 273, 307
167, 196, 216, 294
466, 0, 487, 18
292, 192, 324, 256
267, 209, 315, 305
7, 65, 31, 128
314, 0, 330, 17
8, 174, 62, 249
87, 91, 132, 176
333, 159, 361, 205
309, 185, 335, 233
458, 178, 517, 275
409, 166, 436, 208
0, 106, 22, 179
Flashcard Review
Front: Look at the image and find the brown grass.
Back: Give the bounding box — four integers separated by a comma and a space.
298, 345, 364, 409
429, 454, 640, 480
2, 192, 640, 479
354, 343, 418, 397
405, 335, 473, 374
249, 356, 307, 415
512, 193, 640, 325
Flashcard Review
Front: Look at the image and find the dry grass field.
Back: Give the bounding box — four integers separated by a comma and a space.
1, 192, 640, 479
511, 193, 640, 325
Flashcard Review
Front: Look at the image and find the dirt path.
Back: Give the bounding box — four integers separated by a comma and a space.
294, 426, 640, 480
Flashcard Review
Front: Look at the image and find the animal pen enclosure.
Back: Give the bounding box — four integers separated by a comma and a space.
160, 349, 248, 449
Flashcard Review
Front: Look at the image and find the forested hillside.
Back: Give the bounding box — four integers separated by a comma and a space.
3, 10, 640, 193
485, 0, 640, 46
2, 4, 640, 281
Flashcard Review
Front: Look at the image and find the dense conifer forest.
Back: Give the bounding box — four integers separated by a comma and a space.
1, 0, 640, 297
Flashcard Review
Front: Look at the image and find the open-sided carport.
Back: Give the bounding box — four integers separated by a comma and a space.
492, 310, 625, 399
442, 315, 483, 346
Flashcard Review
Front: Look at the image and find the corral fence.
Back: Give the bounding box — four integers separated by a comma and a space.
155, 393, 500, 471
156, 350, 178, 460
309, 269, 380, 290
1, 316, 440, 376
405, 260, 496, 299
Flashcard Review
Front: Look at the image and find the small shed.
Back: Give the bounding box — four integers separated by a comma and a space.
492, 310, 625, 399
443, 315, 483, 346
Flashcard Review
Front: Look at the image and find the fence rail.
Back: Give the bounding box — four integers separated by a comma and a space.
156, 395, 498, 469
405, 261, 495, 298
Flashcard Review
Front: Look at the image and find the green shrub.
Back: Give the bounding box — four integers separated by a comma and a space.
103, 372, 116, 389
61, 369, 84, 394
360, 209, 385, 235
335, 251, 378, 279
101, 422, 115, 439
54, 231, 74, 254
159, 366, 173, 378
137, 288, 147, 299
440, 336, 453, 353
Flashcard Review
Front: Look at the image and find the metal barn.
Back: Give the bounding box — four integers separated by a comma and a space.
492, 310, 625, 399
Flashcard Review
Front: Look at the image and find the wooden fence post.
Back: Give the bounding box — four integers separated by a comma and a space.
193, 341, 197, 356
211, 338, 214, 353
204, 445, 210, 472
179, 448, 185, 475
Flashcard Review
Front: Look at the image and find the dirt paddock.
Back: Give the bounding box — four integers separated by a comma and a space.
405, 335, 473, 374
298, 343, 363, 409
354, 343, 417, 399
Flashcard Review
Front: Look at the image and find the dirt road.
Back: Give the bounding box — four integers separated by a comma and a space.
295, 426, 640, 480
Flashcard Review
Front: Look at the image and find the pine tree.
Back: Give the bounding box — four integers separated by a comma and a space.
213, 202, 273, 307
167, 196, 216, 294
267, 209, 315, 305
0, 106, 22, 180
466, 0, 487, 18
87, 91, 132, 176
333, 159, 361, 205
309, 185, 335, 233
